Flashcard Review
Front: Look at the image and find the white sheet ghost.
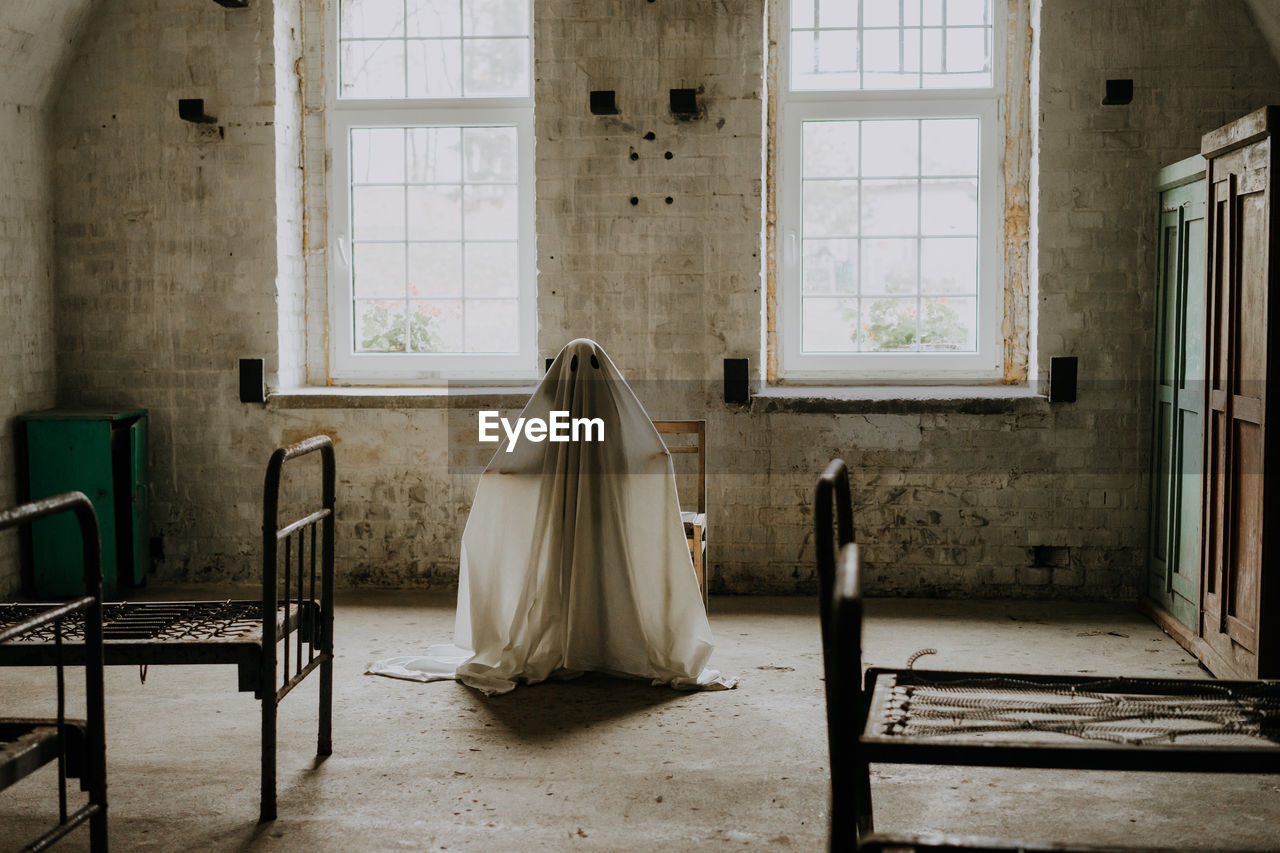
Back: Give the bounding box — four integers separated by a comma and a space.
367, 339, 736, 695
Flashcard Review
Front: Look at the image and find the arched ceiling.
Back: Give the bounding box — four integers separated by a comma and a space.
0, 0, 95, 108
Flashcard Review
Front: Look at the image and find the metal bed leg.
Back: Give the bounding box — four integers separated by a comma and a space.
318, 655, 332, 757
261, 688, 277, 822
854, 756, 873, 838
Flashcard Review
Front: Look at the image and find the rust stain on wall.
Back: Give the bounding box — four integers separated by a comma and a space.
1001, 0, 1033, 385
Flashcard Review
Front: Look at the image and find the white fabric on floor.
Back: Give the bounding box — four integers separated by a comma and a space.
367, 339, 736, 695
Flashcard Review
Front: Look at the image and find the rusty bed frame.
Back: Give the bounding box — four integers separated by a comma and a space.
815, 459, 1280, 852
0, 491, 108, 851
0, 435, 335, 823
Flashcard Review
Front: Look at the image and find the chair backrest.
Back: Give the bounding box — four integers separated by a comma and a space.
653, 420, 706, 514
815, 459, 855, 645
815, 459, 864, 852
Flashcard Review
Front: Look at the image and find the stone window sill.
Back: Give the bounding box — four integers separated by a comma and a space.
268, 384, 1048, 415
750, 385, 1048, 415
268, 386, 539, 410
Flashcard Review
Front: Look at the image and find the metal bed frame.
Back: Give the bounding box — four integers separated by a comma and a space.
0, 435, 335, 823
815, 459, 1280, 853
0, 491, 107, 851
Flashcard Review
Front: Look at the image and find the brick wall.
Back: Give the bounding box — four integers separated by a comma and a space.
0, 0, 93, 596
36, 0, 1280, 597
51, 0, 280, 583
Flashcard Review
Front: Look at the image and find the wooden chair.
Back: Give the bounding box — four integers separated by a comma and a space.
653, 420, 708, 607
815, 459, 1280, 853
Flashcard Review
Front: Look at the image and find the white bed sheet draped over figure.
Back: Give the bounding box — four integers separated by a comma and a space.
368, 339, 736, 695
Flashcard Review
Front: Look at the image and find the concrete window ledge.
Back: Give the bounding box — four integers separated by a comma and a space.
751, 385, 1048, 415
268, 386, 538, 410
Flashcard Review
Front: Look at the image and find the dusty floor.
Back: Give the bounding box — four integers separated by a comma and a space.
0, 590, 1278, 851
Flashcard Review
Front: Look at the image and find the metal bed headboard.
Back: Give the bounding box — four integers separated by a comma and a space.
260, 434, 335, 821
0, 491, 108, 851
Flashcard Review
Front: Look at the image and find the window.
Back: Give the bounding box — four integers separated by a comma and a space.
327, 0, 535, 383
777, 0, 1004, 383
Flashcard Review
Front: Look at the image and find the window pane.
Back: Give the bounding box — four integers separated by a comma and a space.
463, 185, 519, 240
408, 300, 463, 352
406, 0, 460, 38
407, 128, 462, 183
464, 299, 520, 352
463, 0, 530, 36
791, 30, 859, 90
947, 0, 989, 26
352, 186, 405, 241
803, 180, 859, 238
791, 0, 991, 90
792, 0, 816, 29
341, 40, 406, 98
820, 0, 859, 28
861, 121, 918, 177
351, 128, 405, 184
802, 239, 858, 294
920, 238, 977, 294
814, 29, 860, 75
946, 27, 989, 74
861, 298, 917, 351
864, 28, 922, 89
863, 28, 905, 75
407, 186, 463, 240
353, 243, 405, 299
920, 179, 977, 236
919, 296, 977, 350
341, 0, 405, 39
861, 180, 917, 236
921, 119, 978, 176
803, 121, 859, 178
355, 300, 407, 352
406, 39, 462, 98
860, 238, 917, 295
922, 28, 943, 73
465, 242, 518, 297
463, 39, 530, 97
802, 297, 860, 352
464, 127, 519, 182
408, 243, 463, 298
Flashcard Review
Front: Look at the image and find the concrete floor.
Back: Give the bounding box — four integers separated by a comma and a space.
0, 590, 1278, 851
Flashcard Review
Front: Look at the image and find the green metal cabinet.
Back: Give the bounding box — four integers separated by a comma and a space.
1147, 156, 1207, 630
17, 409, 149, 599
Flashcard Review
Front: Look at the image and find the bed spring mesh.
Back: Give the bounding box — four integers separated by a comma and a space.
878, 676, 1280, 746
0, 601, 293, 643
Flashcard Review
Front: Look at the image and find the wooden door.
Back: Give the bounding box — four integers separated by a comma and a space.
1148, 161, 1206, 630
1200, 109, 1276, 678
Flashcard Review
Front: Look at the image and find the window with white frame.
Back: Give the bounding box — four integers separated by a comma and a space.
328, 0, 535, 383
777, 0, 1004, 382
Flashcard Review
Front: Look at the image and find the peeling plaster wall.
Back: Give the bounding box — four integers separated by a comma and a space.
46, 0, 1280, 597
0, 0, 94, 596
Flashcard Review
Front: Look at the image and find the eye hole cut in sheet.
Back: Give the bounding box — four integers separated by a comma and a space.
367, 339, 737, 695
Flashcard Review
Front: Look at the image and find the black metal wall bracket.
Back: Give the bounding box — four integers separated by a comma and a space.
1102, 79, 1132, 105
670, 88, 699, 118
179, 98, 217, 124
590, 90, 619, 115
212, 0, 249, 8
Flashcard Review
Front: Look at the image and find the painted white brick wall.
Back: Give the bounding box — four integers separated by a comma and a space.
33, 0, 1280, 599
